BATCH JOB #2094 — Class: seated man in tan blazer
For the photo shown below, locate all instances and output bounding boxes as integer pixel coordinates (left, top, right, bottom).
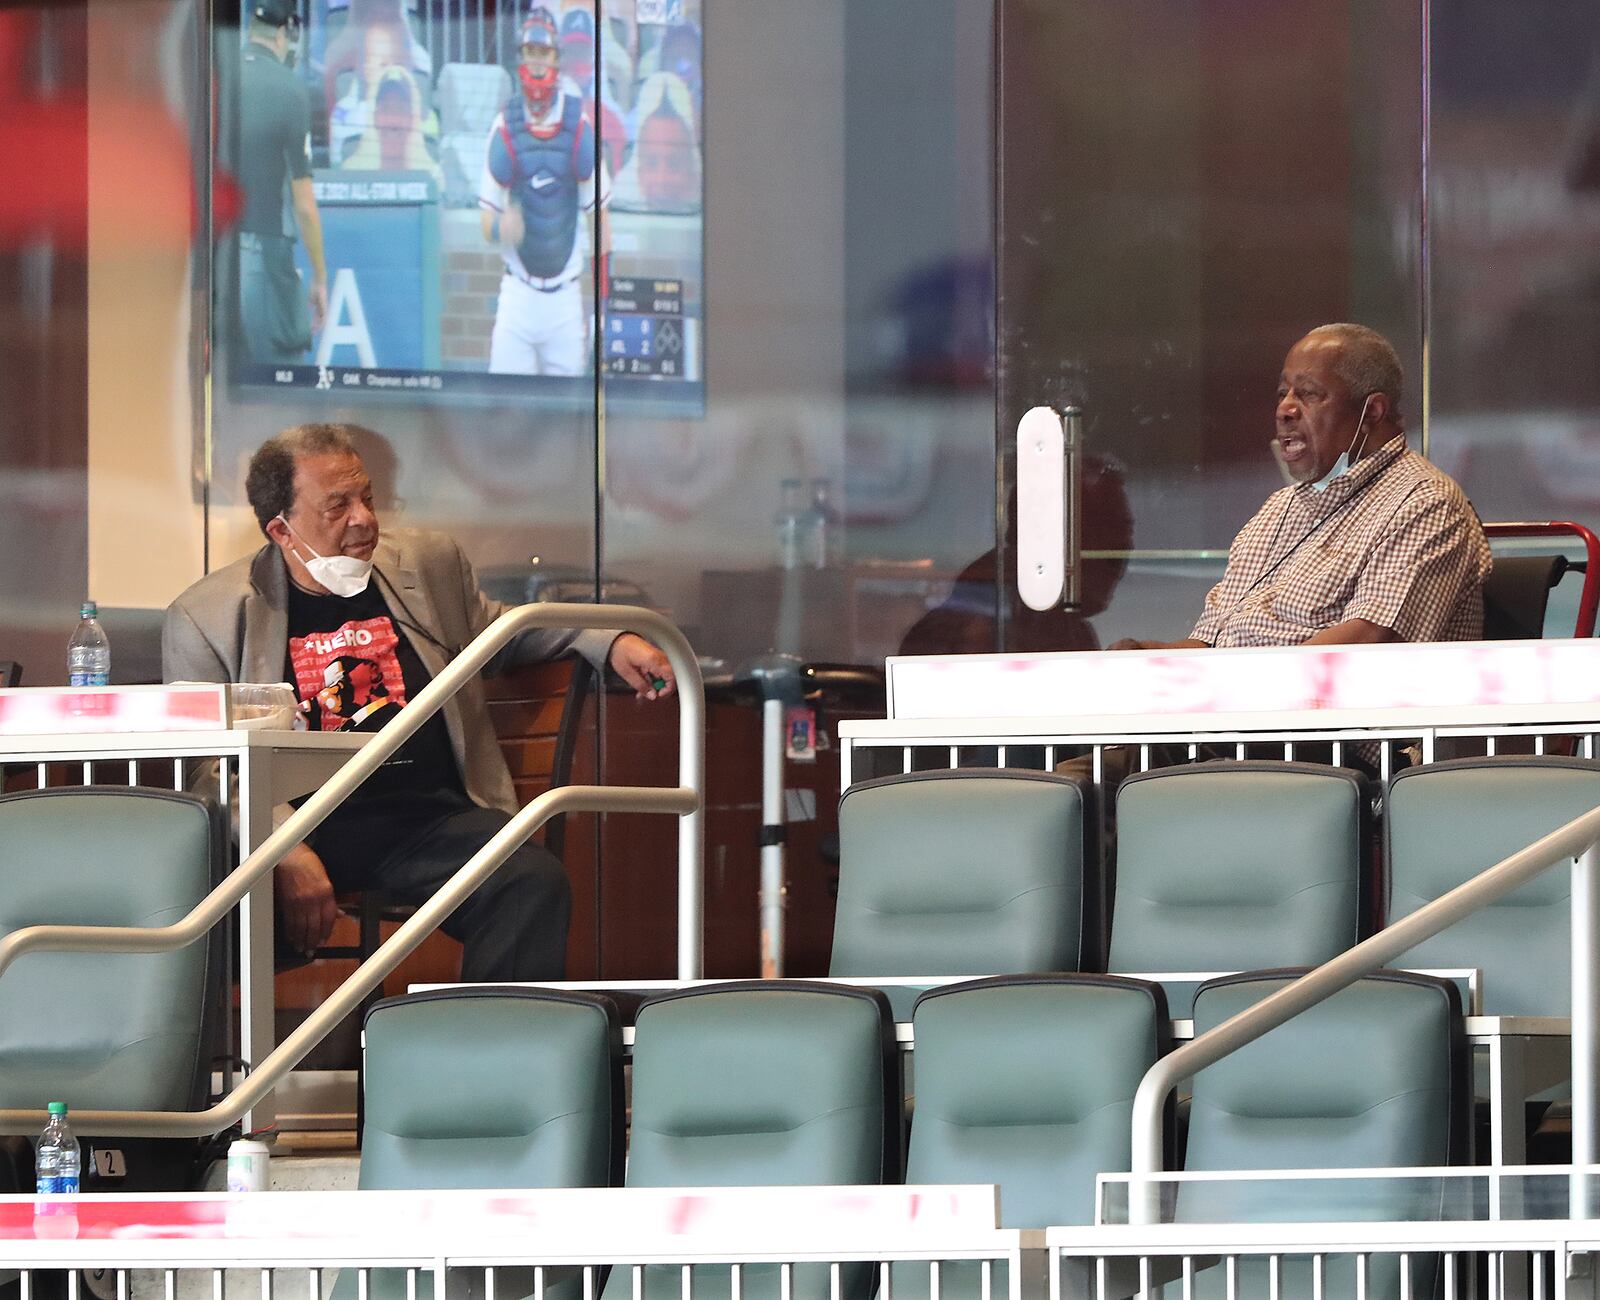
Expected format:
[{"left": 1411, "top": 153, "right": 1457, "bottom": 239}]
[{"left": 163, "top": 421, "right": 674, "bottom": 978}]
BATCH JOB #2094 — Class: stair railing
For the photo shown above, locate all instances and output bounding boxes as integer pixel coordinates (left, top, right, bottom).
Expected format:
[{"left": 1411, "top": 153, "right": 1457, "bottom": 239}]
[
  {"left": 1130, "top": 804, "right": 1600, "bottom": 1222},
  {"left": 0, "top": 603, "right": 703, "bottom": 1137}
]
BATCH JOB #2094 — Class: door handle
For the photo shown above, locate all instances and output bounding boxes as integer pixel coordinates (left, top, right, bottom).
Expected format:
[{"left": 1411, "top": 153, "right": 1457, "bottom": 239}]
[{"left": 1016, "top": 405, "right": 1082, "bottom": 611}]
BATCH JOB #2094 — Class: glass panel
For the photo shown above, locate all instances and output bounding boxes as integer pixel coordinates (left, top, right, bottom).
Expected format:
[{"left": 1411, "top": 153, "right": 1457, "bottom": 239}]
[
  {"left": 598, "top": 1, "right": 997, "bottom": 975},
  {"left": 0, "top": 5, "right": 89, "bottom": 686},
  {"left": 1427, "top": 0, "right": 1600, "bottom": 530},
  {"left": 206, "top": 0, "right": 600, "bottom": 591},
  {"left": 1095, "top": 1169, "right": 1593, "bottom": 1225},
  {"left": 205, "top": 0, "right": 603, "bottom": 988},
  {"left": 996, "top": 0, "right": 1424, "bottom": 648},
  {"left": 0, "top": 0, "right": 210, "bottom": 687}
]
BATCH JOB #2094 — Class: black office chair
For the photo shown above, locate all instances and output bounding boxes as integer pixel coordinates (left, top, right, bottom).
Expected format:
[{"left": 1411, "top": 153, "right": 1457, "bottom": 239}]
[
  {"left": 1481, "top": 521, "right": 1599, "bottom": 639},
  {"left": 1482, "top": 554, "right": 1570, "bottom": 640}
]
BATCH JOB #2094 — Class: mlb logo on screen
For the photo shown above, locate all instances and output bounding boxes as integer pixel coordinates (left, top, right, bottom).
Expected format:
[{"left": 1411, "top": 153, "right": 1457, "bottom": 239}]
[{"left": 636, "top": 0, "right": 683, "bottom": 24}]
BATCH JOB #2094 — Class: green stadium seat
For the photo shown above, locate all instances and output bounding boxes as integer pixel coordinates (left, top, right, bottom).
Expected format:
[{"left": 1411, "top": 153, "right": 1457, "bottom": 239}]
[
  {"left": 1385, "top": 756, "right": 1600, "bottom": 1016},
  {"left": 342, "top": 987, "right": 623, "bottom": 1300},
  {"left": 1177, "top": 970, "right": 1469, "bottom": 1299},
  {"left": 830, "top": 769, "right": 1094, "bottom": 1015},
  {"left": 892, "top": 975, "right": 1171, "bottom": 1300},
  {"left": 605, "top": 981, "right": 899, "bottom": 1300},
  {"left": 1108, "top": 763, "right": 1369, "bottom": 1009},
  {"left": 0, "top": 787, "right": 224, "bottom": 1119}
]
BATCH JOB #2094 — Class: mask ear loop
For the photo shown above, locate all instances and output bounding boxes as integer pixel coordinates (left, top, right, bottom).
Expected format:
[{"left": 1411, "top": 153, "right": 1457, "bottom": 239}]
[
  {"left": 1306, "top": 393, "right": 1377, "bottom": 494},
  {"left": 275, "top": 513, "right": 319, "bottom": 566},
  {"left": 1346, "top": 393, "right": 1375, "bottom": 465}
]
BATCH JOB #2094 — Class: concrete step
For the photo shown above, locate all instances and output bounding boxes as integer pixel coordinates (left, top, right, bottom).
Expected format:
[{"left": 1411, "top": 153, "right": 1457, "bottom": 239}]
[{"left": 198, "top": 1151, "right": 361, "bottom": 1192}]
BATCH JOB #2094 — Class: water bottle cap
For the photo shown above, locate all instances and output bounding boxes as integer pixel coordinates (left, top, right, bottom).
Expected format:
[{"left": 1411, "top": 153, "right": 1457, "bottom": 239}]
[
  {"left": 47, "top": 1102, "right": 67, "bottom": 1116},
  {"left": 80, "top": 602, "right": 96, "bottom": 618}
]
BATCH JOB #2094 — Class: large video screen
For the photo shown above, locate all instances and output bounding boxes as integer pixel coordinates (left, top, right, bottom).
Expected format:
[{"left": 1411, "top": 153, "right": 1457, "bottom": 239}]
[{"left": 219, "top": 0, "right": 703, "bottom": 411}]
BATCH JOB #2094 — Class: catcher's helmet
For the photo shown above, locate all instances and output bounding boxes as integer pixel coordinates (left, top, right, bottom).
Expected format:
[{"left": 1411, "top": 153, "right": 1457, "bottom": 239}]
[
  {"left": 518, "top": 7, "right": 561, "bottom": 112},
  {"left": 252, "top": 0, "right": 298, "bottom": 29}
]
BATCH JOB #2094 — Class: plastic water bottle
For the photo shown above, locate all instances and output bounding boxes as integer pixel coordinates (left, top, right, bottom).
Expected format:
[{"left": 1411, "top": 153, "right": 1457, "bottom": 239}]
[
  {"left": 36, "top": 1103, "right": 79, "bottom": 1195},
  {"left": 802, "top": 478, "right": 839, "bottom": 570},
  {"left": 774, "top": 479, "right": 805, "bottom": 571},
  {"left": 34, "top": 1102, "right": 80, "bottom": 1238},
  {"left": 67, "top": 602, "right": 111, "bottom": 686}
]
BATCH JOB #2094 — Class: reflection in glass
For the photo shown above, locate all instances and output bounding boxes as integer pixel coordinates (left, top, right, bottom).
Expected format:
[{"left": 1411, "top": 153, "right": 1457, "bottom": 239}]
[
  {"left": 208, "top": 0, "right": 613, "bottom": 588},
  {"left": 1427, "top": 1, "right": 1600, "bottom": 528},
  {"left": 597, "top": 1, "right": 996, "bottom": 976},
  {"left": 604, "top": 0, "right": 996, "bottom": 673},
  {"left": 0, "top": 4, "right": 90, "bottom": 683},
  {"left": 997, "top": 0, "right": 1423, "bottom": 645}
]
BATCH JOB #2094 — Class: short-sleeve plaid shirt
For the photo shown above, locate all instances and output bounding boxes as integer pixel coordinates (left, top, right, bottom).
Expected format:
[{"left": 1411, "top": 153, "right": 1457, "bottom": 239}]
[{"left": 1190, "top": 437, "right": 1492, "bottom": 647}]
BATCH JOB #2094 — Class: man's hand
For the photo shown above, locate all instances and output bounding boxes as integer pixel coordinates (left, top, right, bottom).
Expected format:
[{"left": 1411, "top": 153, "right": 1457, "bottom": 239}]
[
  {"left": 275, "top": 842, "right": 340, "bottom": 957},
  {"left": 1304, "top": 618, "right": 1397, "bottom": 646},
  {"left": 1109, "top": 637, "right": 1210, "bottom": 652},
  {"left": 608, "top": 632, "right": 676, "bottom": 701},
  {"left": 307, "top": 279, "right": 328, "bottom": 334}
]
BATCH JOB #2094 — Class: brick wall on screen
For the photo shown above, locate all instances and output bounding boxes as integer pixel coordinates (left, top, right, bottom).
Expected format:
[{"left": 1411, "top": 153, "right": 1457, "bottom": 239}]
[{"left": 441, "top": 248, "right": 500, "bottom": 364}]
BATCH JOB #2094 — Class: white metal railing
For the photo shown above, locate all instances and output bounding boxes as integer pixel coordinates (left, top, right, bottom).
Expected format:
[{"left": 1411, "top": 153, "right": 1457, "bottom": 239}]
[
  {"left": 8, "top": 1183, "right": 1600, "bottom": 1300},
  {"left": 841, "top": 723, "right": 1600, "bottom": 792},
  {"left": 1049, "top": 1217, "right": 1590, "bottom": 1300},
  {"left": 842, "top": 640, "right": 1600, "bottom": 789},
  {"left": 1071, "top": 1164, "right": 1600, "bottom": 1297},
  {"left": 0, "top": 1186, "right": 1031, "bottom": 1300},
  {"left": 0, "top": 604, "right": 704, "bottom": 1138},
  {"left": 1129, "top": 799, "right": 1600, "bottom": 1225}
]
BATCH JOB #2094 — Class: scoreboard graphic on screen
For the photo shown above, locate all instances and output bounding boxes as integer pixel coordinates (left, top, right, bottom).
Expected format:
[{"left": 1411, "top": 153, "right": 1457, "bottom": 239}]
[{"left": 605, "top": 278, "right": 691, "bottom": 379}]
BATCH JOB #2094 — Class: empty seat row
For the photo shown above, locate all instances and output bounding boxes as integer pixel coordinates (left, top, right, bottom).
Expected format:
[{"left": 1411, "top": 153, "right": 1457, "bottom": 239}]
[
  {"left": 361, "top": 973, "right": 1465, "bottom": 1300},
  {"left": 830, "top": 757, "right": 1600, "bottom": 1016}
]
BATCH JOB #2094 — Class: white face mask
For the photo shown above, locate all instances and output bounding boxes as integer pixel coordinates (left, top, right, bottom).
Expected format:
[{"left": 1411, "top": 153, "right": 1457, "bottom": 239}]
[
  {"left": 277, "top": 515, "right": 374, "bottom": 598},
  {"left": 1307, "top": 394, "right": 1375, "bottom": 494}
]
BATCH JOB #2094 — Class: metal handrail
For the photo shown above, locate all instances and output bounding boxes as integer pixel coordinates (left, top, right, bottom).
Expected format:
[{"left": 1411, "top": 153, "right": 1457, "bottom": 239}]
[
  {"left": 1130, "top": 799, "right": 1600, "bottom": 1222},
  {"left": 0, "top": 603, "right": 705, "bottom": 1137}
]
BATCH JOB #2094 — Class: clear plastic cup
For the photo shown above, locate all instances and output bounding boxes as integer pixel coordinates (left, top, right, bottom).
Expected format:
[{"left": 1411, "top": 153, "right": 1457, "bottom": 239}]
[{"left": 228, "top": 683, "right": 300, "bottom": 731}]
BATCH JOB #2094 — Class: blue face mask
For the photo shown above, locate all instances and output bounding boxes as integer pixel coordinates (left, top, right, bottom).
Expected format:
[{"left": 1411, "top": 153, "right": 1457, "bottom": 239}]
[{"left": 1308, "top": 394, "right": 1375, "bottom": 493}]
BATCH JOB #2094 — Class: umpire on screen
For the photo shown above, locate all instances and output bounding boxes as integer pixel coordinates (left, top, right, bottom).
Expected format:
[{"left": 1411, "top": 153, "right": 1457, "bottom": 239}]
[{"left": 235, "top": 0, "right": 328, "bottom": 364}]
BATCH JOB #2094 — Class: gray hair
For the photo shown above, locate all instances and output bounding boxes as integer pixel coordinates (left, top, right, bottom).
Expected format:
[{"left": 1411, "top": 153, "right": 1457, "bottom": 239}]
[
  {"left": 245, "top": 423, "right": 364, "bottom": 534},
  {"left": 1304, "top": 323, "right": 1404, "bottom": 420}
]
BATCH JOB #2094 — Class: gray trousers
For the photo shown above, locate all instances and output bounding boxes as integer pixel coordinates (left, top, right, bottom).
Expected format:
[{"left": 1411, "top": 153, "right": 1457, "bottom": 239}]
[
  {"left": 238, "top": 231, "right": 311, "bottom": 364},
  {"left": 334, "top": 805, "right": 572, "bottom": 982}
]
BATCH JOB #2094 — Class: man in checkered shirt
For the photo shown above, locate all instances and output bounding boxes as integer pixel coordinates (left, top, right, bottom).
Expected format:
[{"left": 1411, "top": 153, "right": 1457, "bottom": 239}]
[{"left": 1116, "top": 324, "right": 1491, "bottom": 651}]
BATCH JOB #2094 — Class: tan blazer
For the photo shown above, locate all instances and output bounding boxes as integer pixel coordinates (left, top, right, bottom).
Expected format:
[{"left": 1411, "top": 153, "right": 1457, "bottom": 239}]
[{"left": 161, "top": 528, "right": 614, "bottom": 817}]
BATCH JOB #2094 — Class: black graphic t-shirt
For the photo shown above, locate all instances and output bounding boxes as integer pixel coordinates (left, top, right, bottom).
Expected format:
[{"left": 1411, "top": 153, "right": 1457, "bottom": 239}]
[{"left": 286, "top": 581, "right": 470, "bottom": 880}]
